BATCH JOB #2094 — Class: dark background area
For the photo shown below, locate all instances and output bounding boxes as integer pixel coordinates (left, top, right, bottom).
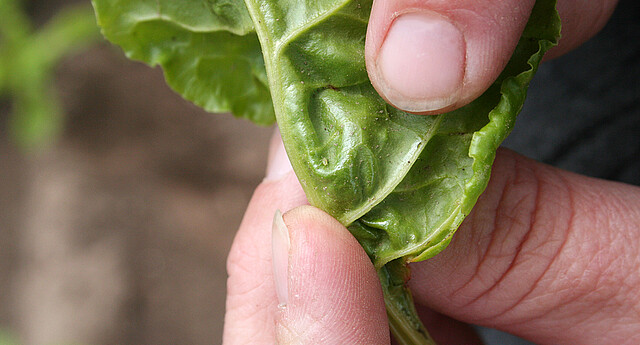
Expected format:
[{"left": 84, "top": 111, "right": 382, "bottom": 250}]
[
  {"left": 487, "top": 2, "right": 639, "bottom": 343},
  {"left": 0, "top": 1, "right": 638, "bottom": 344},
  {"left": 505, "top": 0, "right": 640, "bottom": 184}
]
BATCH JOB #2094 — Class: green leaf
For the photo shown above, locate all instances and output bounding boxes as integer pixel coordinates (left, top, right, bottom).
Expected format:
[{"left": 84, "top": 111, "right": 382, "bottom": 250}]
[
  {"left": 34, "top": 4, "right": 102, "bottom": 67},
  {"left": 92, "top": 0, "right": 560, "bottom": 343},
  {"left": 244, "top": 0, "right": 560, "bottom": 267},
  {"left": 0, "top": 0, "right": 32, "bottom": 43},
  {"left": 91, "top": 0, "right": 275, "bottom": 125},
  {"left": 0, "top": 328, "right": 18, "bottom": 345},
  {"left": 243, "top": 0, "right": 559, "bottom": 342},
  {"left": 1, "top": 2, "right": 100, "bottom": 149}
]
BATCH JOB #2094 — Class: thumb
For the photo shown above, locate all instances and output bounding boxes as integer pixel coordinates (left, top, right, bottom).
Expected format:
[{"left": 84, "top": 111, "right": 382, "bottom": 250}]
[
  {"left": 273, "top": 206, "right": 390, "bottom": 344},
  {"left": 365, "top": 0, "right": 536, "bottom": 114},
  {"left": 365, "top": 0, "right": 618, "bottom": 114}
]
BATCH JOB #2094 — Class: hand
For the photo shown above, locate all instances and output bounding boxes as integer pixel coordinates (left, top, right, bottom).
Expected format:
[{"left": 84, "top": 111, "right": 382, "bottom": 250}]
[
  {"left": 224, "top": 132, "right": 479, "bottom": 344},
  {"left": 224, "top": 132, "right": 640, "bottom": 344},
  {"left": 224, "top": 1, "right": 640, "bottom": 344}
]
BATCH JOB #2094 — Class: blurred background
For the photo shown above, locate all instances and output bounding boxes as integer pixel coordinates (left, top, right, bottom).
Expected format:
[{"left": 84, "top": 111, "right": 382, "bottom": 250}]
[
  {"left": 1, "top": 0, "right": 271, "bottom": 343},
  {"left": 0, "top": 0, "right": 638, "bottom": 345}
]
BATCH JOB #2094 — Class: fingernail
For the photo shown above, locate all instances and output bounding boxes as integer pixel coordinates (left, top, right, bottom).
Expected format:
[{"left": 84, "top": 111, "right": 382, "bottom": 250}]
[
  {"left": 272, "top": 210, "right": 290, "bottom": 305},
  {"left": 376, "top": 11, "right": 465, "bottom": 112},
  {"left": 265, "top": 129, "right": 294, "bottom": 181}
]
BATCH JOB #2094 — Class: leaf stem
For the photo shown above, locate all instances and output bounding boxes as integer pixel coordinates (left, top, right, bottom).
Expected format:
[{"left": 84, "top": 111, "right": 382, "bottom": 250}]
[
  {"left": 378, "top": 260, "right": 437, "bottom": 345},
  {"left": 386, "top": 299, "right": 437, "bottom": 345}
]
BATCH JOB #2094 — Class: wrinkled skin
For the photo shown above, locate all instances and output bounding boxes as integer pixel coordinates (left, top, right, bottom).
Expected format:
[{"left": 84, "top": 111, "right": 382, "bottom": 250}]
[
  {"left": 224, "top": 0, "right": 638, "bottom": 344},
  {"left": 225, "top": 136, "right": 640, "bottom": 344}
]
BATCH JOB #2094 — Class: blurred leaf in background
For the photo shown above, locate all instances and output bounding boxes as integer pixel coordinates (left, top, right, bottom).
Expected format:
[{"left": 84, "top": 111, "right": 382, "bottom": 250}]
[
  {"left": 0, "top": 329, "right": 18, "bottom": 345},
  {"left": 0, "top": 0, "right": 100, "bottom": 150}
]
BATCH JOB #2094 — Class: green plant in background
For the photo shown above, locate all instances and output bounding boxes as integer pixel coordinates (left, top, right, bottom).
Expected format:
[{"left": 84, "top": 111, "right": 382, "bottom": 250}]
[
  {"left": 92, "top": 0, "right": 560, "bottom": 343},
  {"left": 0, "top": 329, "right": 18, "bottom": 345},
  {"left": 0, "top": 0, "right": 100, "bottom": 149}
]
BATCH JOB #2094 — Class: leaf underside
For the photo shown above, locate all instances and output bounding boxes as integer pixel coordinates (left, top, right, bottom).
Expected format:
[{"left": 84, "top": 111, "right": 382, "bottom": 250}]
[
  {"left": 93, "top": 0, "right": 560, "bottom": 343},
  {"left": 238, "top": 0, "right": 560, "bottom": 268},
  {"left": 94, "top": 0, "right": 560, "bottom": 269},
  {"left": 92, "top": 0, "right": 275, "bottom": 125}
]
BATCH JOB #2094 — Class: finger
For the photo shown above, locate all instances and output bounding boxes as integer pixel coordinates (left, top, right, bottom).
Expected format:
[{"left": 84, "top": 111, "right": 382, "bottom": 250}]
[
  {"left": 366, "top": 0, "right": 535, "bottom": 114},
  {"left": 412, "top": 305, "right": 484, "bottom": 345},
  {"left": 548, "top": 0, "right": 619, "bottom": 59},
  {"left": 408, "top": 149, "right": 640, "bottom": 344},
  {"left": 274, "top": 206, "right": 390, "bottom": 344},
  {"left": 223, "top": 131, "right": 307, "bottom": 345},
  {"left": 365, "top": 0, "right": 619, "bottom": 114}
]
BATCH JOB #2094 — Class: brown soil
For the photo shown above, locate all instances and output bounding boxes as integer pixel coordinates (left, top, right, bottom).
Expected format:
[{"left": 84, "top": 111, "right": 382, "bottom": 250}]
[{"left": 0, "top": 36, "right": 271, "bottom": 345}]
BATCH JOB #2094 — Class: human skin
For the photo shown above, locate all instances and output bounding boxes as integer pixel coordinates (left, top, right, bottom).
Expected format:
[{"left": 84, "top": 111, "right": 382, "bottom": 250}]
[
  {"left": 365, "top": 0, "right": 619, "bottom": 114},
  {"left": 224, "top": 135, "right": 640, "bottom": 345},
  {"left": 224, "top": 0, "right": 640, "bottom": 344}
]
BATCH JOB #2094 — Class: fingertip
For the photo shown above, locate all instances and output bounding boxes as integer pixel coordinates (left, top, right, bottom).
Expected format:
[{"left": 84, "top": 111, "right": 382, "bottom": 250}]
[
  {"left": 265, "top": 128, "right": 294, "bottom": 182},
  {"left": 371, "top": 11, "right": 466, "bottom": 113},
  {"left": 276, "top": 206, "right": 390, "bottom": 344},
  {"left": 282, "top": 206, "right": 378, "bottom": 294},
  {"left": 366, "top": 0, "right": 535, "bottom": 114},
  {"left": 281, "top": 206, "right": 377, "bottom": 296}
]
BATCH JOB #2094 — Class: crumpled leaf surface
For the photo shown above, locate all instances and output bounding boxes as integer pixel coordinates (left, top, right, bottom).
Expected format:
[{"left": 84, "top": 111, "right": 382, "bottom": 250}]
[
  {"left": 92, "top": 0, "right": 274, "bottom": 125},
  {"left": 93, "top": 0, "right": 560, "bottom": 267},
  {"left": 242, "top": 0, "right": 560, "bottom": 268},
  {"left": 93, "top": 0, "right": 560, "bottom": 342}
]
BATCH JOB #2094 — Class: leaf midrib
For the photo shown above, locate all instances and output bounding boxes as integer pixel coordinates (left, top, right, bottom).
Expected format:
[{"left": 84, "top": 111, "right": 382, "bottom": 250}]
[{"left": 243, "top": 0, "right": 444, "bottom": 226}]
